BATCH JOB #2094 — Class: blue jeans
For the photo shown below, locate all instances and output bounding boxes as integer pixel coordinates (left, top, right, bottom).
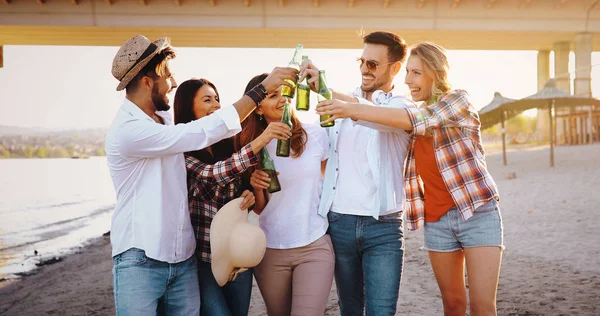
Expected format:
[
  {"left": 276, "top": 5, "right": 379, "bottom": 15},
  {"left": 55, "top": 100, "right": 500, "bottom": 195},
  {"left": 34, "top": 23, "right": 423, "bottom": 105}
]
[
  {"left": 197, "top": 260, "right": 253, "bottom": 316},
  {"left": 327, "top": 211, "right": 404, "bottom": 316},
  {"left": 112, "top": 248, "right": 200, "bottom": 316}
]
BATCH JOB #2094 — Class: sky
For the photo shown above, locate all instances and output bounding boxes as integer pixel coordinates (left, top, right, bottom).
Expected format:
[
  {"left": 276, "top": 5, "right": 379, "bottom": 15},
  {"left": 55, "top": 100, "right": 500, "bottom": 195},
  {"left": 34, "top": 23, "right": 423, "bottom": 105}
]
[{"left": 0, "top": 45, "right": 598, "bottom": 130}]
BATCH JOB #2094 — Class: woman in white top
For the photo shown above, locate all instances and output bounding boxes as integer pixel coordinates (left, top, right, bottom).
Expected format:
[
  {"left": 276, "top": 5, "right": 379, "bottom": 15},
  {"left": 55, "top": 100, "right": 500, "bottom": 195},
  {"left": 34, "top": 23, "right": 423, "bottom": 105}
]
[{"left": 241, "top": 73, "right": 334, "bottom": 315}]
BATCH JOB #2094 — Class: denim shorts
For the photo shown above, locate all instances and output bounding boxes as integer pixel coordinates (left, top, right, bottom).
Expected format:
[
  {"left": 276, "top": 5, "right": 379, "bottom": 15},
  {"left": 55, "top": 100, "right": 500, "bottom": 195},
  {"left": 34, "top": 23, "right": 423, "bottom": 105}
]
[{"left": 424, "top": 199, "right": 504, "bottom": 252}]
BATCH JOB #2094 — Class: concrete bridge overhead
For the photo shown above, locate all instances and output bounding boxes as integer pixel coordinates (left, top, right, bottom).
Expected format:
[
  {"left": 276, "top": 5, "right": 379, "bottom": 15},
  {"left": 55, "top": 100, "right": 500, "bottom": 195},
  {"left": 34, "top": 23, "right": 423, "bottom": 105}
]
[
  {"left": 0, "top": 0, "right": 597, "bottom": 144},
  {"left": 0, "top": 0, "right": 599, "bottom": 50}
]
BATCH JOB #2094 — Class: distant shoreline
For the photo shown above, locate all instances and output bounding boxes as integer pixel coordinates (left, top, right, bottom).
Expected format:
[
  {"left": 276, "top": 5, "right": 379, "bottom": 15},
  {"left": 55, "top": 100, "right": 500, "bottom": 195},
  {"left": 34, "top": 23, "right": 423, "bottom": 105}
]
[{"left": 0, "top": 231, "right": 111, "bottom": 289}]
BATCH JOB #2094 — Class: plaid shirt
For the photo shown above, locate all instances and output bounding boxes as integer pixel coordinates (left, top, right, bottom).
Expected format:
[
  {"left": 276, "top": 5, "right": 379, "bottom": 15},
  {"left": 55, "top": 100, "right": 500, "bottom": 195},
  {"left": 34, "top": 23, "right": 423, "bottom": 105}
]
[
  {"left": 404, "top": 90, "right": 499, "bottom": 231},
  {"left": 185, "top": 143, "right": 258, "bottom": 263}
]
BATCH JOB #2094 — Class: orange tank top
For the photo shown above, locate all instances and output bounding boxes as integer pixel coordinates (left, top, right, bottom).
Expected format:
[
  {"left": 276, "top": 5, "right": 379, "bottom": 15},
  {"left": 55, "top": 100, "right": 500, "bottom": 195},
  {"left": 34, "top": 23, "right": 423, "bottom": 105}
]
[{"left": 414, "top": 135, "right": 456, "bottom": 222}]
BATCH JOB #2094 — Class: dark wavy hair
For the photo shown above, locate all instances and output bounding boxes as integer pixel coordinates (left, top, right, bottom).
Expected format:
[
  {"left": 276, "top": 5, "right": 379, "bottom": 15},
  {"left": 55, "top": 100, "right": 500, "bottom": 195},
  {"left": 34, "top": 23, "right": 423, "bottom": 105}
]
[
  {"left": 363, "top": 31, "right": 408, "bottom": 64},
  {"left": 241, "top": 73, "right": 307, "bottom": 158},
  {"left": 173, "top": 78, "right": 235, "bottom": 164}
]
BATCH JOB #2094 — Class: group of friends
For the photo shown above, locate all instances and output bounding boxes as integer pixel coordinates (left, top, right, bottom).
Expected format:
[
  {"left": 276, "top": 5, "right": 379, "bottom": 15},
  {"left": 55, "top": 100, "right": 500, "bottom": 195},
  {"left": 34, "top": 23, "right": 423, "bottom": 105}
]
[{"left": 105, "top": 30, "right": 504, "bottom": 316}]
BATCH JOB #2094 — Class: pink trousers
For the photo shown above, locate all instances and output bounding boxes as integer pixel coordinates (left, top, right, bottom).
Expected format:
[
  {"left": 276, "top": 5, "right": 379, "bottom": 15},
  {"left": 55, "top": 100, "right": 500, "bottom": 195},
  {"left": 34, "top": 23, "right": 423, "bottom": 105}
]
[{"left": 253, "top": 234, "right": 335, "bottom": 316}]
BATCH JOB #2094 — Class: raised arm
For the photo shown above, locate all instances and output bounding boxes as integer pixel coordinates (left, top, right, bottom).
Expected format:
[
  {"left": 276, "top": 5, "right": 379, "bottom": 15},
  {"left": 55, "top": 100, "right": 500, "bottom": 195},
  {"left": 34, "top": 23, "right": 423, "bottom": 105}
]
[
  {"left": 235, "top": 66, "right": 299, "bottom": 121},
  {"left": 404, "top": 90, "right": 479, "bottom": 135},
  {"left": 114, "top": 67, "right": 297, "bottom": 158},
  {"left": 316, "top": 100, "right": 413, "bottom": 131},
  {"left": 115, "top": 106, "right": 241, "bottom": 158},
  {"left": 186, "top": 143, "right": 259, "bottom": 192},
  {"left": 316, "top": 90, "right": 478, "bottom": 134},
  {"left": 298, "top": 59, "right": 359, "bottom": 103},
  {"left": 352, "top": 96, "right": 416, "bottom": 133}
]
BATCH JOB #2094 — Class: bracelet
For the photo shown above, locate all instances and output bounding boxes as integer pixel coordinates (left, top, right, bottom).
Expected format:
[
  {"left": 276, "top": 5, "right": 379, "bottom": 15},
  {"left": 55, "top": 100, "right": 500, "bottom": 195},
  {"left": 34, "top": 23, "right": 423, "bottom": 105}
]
[{"left": 245, "top": 83, "right": 268, "bottom": 105}]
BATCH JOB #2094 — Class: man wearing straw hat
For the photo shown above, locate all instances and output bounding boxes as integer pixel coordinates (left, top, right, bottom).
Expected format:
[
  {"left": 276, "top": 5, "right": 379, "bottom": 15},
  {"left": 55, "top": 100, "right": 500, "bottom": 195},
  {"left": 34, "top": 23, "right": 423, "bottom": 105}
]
[{"left": 105, "top": 34, "right": 297, "bottom": 315}]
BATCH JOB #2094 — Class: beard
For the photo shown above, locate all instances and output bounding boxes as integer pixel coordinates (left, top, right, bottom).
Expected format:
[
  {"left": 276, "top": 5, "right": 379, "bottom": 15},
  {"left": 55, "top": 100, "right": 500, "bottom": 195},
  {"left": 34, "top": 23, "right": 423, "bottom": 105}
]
[
  {"left": 151, "top": 83, "right": 170, "bottom": 112},
  {"left": 361, "top": 68, "right": 392, "bottom": 93}
]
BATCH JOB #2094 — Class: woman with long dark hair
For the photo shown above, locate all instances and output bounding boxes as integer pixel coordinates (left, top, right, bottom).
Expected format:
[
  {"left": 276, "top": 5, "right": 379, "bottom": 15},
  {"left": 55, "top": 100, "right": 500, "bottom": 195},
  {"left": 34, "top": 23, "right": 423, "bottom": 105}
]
[
  {"left": 242, "top": 73, "right": 335, "bottom": 315},
  {"left": 173, "top": 78, "right": 291, "bottom": 316}
]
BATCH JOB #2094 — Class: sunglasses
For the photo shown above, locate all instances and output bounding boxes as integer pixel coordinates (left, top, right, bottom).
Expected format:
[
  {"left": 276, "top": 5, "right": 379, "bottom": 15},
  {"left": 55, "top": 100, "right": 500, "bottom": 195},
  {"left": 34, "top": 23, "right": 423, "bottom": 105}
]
[{"left": 356, "top": 57, "right": 396, "bottom": 72}]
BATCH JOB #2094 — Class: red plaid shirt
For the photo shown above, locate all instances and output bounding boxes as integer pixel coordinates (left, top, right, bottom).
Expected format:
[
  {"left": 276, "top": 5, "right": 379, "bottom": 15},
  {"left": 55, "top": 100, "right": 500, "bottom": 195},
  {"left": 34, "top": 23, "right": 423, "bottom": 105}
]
[
  {"left": 404, "top": 90, "right": 499, "bottom": 231},
  {"left": 185, "top": 143, "right": 258, "bottom": 263}
]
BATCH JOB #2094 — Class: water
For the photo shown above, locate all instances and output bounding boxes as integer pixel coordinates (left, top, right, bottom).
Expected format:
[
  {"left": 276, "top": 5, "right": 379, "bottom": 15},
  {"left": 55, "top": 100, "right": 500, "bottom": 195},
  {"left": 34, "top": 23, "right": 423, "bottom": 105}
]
[{"left": 0, "top": 158, "right": 115, "bottom": 282}]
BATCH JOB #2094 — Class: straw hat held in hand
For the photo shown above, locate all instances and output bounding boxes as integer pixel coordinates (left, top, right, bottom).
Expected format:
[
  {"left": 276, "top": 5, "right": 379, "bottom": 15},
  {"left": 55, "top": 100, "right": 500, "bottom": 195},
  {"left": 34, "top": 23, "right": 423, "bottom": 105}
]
[{"left": 210, "top": 198, "right": 267, "bottom": 287}]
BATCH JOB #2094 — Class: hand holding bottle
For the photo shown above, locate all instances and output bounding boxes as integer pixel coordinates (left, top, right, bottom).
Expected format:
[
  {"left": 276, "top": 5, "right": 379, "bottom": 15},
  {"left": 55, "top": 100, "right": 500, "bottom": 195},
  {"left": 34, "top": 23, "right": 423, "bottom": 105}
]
[
  {"left": 299, "top": 58, "right": 321, "bottom": 93},
  {"left": 251, "top": 122, "right": 292, "bottom": 154},
  {"left": 256, "top": 148, "right": 281, "bottom": 193},
  {"left": 261, "top": 67, "right": 300, "bottom": 94},
  {"left": 250, "top": 169, "right": 279, "bottom": 191},
  {"left": 316, "top": 98, "right": 360, "bottom": 125}
]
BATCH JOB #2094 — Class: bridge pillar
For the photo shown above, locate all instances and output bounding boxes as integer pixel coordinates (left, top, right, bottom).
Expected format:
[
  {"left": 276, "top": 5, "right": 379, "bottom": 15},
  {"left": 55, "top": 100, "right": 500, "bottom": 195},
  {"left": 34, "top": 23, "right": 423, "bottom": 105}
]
[
  {"left": 537, "top": 50, "right": 551, "bottom": 143},
  {"left": 574, "top": 33, "right": 594, "bottom": 143},
  {"left": 554, "top": 41, "right": 571, "bottom": 145},
  {"left": 575, "top": 33, "right": 593, "bottom": 97},
  {"left": 554, "top": 41, "right": 571, "bottom": 93}
]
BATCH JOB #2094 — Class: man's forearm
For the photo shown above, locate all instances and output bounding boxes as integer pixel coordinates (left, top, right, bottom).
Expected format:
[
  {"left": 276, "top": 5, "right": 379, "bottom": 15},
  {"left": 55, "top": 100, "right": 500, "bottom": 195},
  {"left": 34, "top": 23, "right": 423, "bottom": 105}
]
[
  {"left": 332, "top": 89, "right": 358, "bottom": 103},
  {"left": 353, "top": 105, "right": 414, "bottom": 131},
  {"left": 232, "top": 95, "right": 258, "bottom": 122}
]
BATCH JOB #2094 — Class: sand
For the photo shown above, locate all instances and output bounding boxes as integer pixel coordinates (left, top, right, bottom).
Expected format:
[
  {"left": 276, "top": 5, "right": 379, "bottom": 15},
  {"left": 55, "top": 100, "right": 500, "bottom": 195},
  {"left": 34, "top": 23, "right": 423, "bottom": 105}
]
[{"left": 1, "top": 144, "right": 599, "bottom": 315}]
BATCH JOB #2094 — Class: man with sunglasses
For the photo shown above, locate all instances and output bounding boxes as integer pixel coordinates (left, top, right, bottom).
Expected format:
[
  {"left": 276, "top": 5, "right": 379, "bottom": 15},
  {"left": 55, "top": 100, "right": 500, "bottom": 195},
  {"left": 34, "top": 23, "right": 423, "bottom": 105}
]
[{"left": 299, "top": 31, "right": 414, "bottom": 315}]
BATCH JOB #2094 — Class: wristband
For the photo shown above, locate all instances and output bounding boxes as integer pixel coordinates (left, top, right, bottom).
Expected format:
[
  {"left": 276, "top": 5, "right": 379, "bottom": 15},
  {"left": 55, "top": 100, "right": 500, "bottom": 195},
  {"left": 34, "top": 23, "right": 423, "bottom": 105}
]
[{"left": 245, "top": 83, "right": 268, "bottom": 105}]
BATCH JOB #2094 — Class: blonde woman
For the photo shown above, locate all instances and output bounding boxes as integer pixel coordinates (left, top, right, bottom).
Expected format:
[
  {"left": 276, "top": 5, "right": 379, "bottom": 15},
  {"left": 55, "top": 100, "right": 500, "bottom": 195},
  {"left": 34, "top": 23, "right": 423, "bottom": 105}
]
[{"left": 316, "top": 42, "right": 503, "bottom": 316}]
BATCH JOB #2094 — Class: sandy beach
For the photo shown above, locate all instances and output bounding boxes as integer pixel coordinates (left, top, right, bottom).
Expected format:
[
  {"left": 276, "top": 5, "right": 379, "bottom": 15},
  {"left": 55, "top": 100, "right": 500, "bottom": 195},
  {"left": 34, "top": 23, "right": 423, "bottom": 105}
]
[{"left": 1, "top": 144, "right": 599, "bottom": 315}]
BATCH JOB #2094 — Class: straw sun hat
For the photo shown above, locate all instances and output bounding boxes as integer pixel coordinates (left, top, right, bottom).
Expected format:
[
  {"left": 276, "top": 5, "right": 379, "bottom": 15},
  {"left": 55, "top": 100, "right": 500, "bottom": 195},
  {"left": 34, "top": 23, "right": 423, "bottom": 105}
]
[
  {"left": 211, "top": 198, "right": 267, "bottom": 287},
  {"left": 111, "top": 35, "right": 170, "bottom": 91}
]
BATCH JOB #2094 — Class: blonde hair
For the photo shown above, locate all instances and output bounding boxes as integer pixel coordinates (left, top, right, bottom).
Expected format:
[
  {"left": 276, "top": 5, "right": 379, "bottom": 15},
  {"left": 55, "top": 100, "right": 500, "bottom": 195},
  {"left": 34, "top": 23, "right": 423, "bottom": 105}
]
[{"left": 409, "top": 42, "right": 451, "bottom": 103}]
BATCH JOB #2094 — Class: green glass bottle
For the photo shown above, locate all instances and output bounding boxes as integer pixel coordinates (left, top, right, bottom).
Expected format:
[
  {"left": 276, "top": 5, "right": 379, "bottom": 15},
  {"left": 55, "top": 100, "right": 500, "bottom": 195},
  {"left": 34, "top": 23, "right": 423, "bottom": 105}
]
[
  {"left": 317, "top": 70, "right": 335, "bottom": 128},
  {"left": 302, "top": 55, "right": 311, "bottom": 81},
  {"left": 259, "top": 148, "right": 281, "bottom": 193},
  {"left": 281, "top": 44, "right": 303, "bottom": 98},
  {"left": 296, "top": 84, "right": 311, "bottom": 111},
  {"left": 296, "top": 55, "right": 311, "bottom": 111},
  {"left": 276, "top": 101, "right": 293, "bottom": 157}
]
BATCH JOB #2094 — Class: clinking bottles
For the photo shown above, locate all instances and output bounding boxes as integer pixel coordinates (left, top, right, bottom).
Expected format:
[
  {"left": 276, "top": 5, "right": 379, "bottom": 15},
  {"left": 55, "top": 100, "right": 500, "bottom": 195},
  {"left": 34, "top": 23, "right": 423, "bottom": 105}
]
[
  {"left": 296, "top": 55, "right": 311, "bottom": 111},
  {"left": 281, "top": 44, "right": 303, "bottom": 99}
]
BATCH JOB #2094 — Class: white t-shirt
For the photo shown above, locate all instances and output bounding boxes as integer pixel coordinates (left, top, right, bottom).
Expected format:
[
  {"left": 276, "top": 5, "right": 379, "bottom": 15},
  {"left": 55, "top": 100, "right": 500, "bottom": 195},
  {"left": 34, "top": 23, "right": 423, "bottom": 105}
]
[
  {"left": 259, "top": 123, "right": 329, "bottom": 249},
  {"left": 331, "top": 119, "right": 377, "bottom": 216}
]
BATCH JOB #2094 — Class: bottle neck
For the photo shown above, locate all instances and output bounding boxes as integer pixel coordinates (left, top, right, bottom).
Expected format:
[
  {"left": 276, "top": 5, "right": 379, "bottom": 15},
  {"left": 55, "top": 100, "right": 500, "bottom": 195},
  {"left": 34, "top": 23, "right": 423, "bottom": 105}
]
[
  {"left": 318, "top": 72, "right": 328, "bottom": 93},
  {"left": 289, "top": 45, "right": 303, "bottom": 66},
  {"left": 281, "top": 103, "right": 291, "bottom": 123},
  {"left": 259, "top": 148, "right": 269, "bottom": 160}
]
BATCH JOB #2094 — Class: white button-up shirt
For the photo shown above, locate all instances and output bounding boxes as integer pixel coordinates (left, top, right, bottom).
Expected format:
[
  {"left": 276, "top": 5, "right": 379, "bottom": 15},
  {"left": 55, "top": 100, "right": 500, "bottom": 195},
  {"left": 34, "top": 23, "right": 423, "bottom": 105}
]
[
  {"left": 105, "top": 99, "right": 241, "bottom": 263},
  {"left": 317, "top": 87, "right": 414, "bottom": 219}
]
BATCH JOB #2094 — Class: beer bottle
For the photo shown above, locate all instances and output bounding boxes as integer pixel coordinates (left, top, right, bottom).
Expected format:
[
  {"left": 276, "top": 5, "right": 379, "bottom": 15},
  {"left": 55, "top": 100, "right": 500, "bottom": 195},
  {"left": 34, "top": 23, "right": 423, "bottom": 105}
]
[
  {"left": 281, "top": 44, "right": 303, "bottom": 98},
  {"left": 317, "top": 70, "right": 335, "bottom": 127},
  {"left": 259, "top": 148, "right": 281, "bottom": 193},
  {"left": 276, "top": 101, "right": 293, "bottom": 157},
  {"left": 296, "top": 55, "right": 311, "bottom": 111}
]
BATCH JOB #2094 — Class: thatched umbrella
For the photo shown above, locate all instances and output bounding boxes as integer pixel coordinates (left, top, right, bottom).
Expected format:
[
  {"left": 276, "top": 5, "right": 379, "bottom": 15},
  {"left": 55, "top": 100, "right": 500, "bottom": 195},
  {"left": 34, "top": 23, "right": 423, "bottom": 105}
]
[
  {"left": 500, "top": 79, "right": 600, "bottom": 167},
  {"left": 479, "top": 92, "right": 517, "bottom": 166}
]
